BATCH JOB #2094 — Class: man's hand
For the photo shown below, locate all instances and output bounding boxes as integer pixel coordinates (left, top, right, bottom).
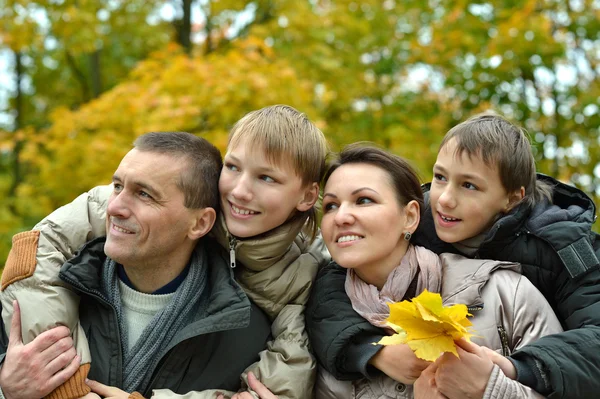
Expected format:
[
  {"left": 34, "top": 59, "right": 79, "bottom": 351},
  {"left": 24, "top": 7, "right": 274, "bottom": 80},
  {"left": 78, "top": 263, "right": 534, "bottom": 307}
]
[
  {"left": 86, "top": 379, "right": 130, "bottom": 399},
  {"left": 0, "top": 300, "right": 80, "bottom": 399},
  {"left": 414, "top": 363, "right": 447, "bottom": 399},
  {"left": 434, "top": 339, "right": 494, "bottom": 399},
  {"left": 369, "top": 344, "right": 432, "bottom": 384},
  {"left": 218, "top": 372, "right": 278, "bottom": 399}
]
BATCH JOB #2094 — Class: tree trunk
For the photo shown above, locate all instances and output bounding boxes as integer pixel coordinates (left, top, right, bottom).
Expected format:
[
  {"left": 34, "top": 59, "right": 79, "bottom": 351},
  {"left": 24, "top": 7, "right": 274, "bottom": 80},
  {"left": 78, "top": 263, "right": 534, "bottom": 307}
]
[
  {"left": 89, "top": 49, "right": 102, "bottom": 98},
  {"left": 9, "top": 51, "right": 24, "bottom": 197}
]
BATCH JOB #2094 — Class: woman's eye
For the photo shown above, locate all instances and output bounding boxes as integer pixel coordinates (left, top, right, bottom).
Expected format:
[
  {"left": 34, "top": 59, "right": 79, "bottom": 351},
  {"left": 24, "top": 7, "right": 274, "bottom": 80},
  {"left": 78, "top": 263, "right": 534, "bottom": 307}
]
[
  {"left": 323, "top": 202, "right": 338, "bottom": 212},
  {"left": 357, "top": 197, "right": 374, "bottom": 205}
]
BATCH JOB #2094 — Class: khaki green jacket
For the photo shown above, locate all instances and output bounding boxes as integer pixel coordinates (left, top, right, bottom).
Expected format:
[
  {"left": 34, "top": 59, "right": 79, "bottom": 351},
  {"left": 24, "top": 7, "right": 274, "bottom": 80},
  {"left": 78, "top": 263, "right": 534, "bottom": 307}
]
[{"left": 0, "top": 185, "right": 329, "bottom": 399}]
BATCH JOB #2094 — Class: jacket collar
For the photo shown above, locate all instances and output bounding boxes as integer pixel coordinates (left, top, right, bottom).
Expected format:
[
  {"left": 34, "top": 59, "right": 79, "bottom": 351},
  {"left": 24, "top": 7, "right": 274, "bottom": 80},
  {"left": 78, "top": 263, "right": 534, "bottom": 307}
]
[
  {"left": 440, "top": 253, "right": 521, "bottom": 307},
  {"left": 211, "top": 212, "right": 308, "bottom": 272}
]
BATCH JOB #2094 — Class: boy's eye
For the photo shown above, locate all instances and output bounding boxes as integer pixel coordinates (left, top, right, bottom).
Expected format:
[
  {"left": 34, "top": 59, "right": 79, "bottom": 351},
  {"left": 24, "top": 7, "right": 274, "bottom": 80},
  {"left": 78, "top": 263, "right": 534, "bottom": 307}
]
[
  {"left": 225, "top": 163, "right": 239, "bottom": 172},
  {"left": 260, "top": 175, "right": 276, "bottom": 183},
  {"left": 463, "top": 182, "right": 478, "bottom": 190},
  {"left": 357, "top": 197, "right": 374, "bottom": 205},
  {"left": 433, "top": 173, "right": 446, "bottom": 182}
]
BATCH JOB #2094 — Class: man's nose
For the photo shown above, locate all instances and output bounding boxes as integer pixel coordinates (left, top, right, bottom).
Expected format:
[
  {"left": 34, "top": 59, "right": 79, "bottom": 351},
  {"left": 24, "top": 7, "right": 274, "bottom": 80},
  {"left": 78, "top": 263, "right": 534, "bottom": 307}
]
[{"left": 107, "top": 191, "right": 132, "bottom": 218}]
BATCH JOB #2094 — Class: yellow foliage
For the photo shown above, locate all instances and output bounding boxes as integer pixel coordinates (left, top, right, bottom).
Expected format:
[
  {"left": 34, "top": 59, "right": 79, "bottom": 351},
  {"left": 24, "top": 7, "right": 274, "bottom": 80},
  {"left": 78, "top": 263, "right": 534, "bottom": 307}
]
[{"left": 377, "top": 290, "right": 475, "bottom": 362}]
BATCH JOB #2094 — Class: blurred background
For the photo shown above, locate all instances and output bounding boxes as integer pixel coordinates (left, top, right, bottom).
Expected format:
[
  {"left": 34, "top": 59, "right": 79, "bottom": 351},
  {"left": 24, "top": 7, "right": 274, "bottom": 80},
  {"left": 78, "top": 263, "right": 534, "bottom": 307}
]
[{"left": 1, "top": 0, "right": 599, "bottom": 267}]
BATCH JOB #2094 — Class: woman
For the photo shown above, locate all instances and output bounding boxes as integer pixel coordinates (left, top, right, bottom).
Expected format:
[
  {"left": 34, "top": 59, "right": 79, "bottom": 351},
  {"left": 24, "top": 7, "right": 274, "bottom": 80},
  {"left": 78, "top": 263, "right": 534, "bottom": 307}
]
[{"left": 313, "top": 143, "right": 562, "bottom": 399}]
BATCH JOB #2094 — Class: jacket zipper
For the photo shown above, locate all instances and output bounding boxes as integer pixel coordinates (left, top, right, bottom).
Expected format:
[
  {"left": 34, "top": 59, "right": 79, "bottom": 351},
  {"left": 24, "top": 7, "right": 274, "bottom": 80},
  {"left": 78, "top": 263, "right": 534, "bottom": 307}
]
[
  {"left": 229, "top": 236, "right": 237, "bottom": 268},
  {"left": 467, "top": 305, "right": 483, "bottom": 312},
  {"left": 497, "top": 326, "right": 510, "bottom": 356}
]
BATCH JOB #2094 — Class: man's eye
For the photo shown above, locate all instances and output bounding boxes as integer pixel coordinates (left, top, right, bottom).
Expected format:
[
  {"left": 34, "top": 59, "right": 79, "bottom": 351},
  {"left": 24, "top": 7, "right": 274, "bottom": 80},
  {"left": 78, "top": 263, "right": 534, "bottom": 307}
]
[
  {"left": 113, "top": 184, "right": 123, "bottom": 192},
  {"left": 139, "top": 191, "right": 153, "bottom": 199}
]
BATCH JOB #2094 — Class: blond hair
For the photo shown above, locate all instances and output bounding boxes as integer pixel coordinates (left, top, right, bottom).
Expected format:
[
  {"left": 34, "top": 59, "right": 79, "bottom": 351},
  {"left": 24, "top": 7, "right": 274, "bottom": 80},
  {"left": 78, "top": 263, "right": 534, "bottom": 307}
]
[
  {"left": 440, "top": 112, "right": 552, "bottom": 208},
  {"left": 228, "top": 105, "right": 328, "bottom": 238}
]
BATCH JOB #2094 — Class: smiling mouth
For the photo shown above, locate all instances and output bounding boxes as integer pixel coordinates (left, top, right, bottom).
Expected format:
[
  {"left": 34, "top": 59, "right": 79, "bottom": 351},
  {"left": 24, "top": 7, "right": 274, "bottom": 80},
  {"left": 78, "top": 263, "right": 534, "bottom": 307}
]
[
  {"left": 112, "top": 224, "right": 134, "bottom": 234},
  {"left": 439, "top": 213, "right": 461, "bottom": 222},
  {"left": 230, "top": 203, "right": 258, "bottom": 216},
  {"left": 337, "top": 234, "right": 364, "bottom": 243}
]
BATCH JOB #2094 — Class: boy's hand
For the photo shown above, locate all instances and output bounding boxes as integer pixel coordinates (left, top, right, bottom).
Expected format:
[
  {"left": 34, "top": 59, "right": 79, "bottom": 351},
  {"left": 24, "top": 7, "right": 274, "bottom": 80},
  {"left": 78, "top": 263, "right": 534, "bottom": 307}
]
[
  {"left": 0, "top": 300, "right": 80, "bottom": 399},
  {"left": 434, "top": 339, "right": 493, "bottom": 399},
  {"left": 370, "top": 343, "right": 431, "bottom": 384},
  {"left": 86, "top": 379, "right": 129, "bottom": 398},
  {"left": 220, "top": 372, "right": 279, "bottom": 399}
]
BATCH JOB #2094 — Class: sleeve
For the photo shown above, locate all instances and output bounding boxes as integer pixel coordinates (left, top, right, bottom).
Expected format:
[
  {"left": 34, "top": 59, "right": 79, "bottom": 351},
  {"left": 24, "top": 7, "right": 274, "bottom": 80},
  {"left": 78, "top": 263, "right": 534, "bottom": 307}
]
[
  {"left": 241, "top": 304, "right": 315, "bottom": 399},
  {"left": 0, "top": 185, "right": 112, "bottom": 399},
  {"left": 509, "top": 249, "right": 600, "bottom": 398},
  {"left": 305, "top": 261, "right": 384, "bottom": 380},
  {"left": 483, "top": 365, "right": 545, "bottom": 399}
]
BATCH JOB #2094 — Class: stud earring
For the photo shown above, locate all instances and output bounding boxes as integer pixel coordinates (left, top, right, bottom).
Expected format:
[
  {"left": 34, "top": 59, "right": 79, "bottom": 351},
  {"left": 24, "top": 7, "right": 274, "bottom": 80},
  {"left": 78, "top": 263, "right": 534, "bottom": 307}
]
[{"left": 404, "top": 232, "right": 412, "bottom": 241}]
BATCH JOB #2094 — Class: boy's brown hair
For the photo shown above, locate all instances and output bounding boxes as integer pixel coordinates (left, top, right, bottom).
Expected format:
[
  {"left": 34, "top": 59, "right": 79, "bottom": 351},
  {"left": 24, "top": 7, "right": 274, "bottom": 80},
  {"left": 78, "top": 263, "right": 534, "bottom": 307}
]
[
  {"left": 228, "top": 105, "right": 328, "bottom": 238},
  {"left": 439, "top": 112, "right": 552, "bottom": 209}
]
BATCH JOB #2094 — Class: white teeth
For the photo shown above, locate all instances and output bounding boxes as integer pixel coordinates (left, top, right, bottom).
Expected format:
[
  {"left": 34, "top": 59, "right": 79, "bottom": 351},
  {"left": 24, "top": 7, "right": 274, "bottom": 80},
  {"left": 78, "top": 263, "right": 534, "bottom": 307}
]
[
  {"left": 441, "top": 215, "right": 458, "bottom": 222},
  {"left": 114, "top": 225, "right": 133, "bottom": 234},
  {"left": 232, "top": 204, "right": 256, "bottom": 215},
  {"left": 337, "top": 235, "right": 362, "bottom": 243}
]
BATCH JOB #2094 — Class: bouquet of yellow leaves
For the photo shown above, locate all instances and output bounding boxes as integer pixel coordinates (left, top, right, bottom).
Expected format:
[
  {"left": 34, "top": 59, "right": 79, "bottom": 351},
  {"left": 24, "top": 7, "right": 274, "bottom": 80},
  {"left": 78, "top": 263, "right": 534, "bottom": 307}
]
[{"left": 377, "top": 290, "right": 476, "bottom": 362}]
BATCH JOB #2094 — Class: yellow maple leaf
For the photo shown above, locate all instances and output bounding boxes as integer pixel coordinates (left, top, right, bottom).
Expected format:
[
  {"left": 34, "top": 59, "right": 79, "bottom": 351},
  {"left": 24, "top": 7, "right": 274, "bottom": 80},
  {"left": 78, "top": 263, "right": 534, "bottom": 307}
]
[{"left": 377, "top": 290, "right": 475, "bottom": 362}]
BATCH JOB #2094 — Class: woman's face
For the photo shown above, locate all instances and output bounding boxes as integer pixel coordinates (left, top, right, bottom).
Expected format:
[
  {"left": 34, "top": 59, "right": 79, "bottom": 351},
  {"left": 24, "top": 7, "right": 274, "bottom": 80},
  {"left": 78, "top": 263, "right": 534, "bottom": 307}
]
[{"left": 321, "top": 163, "right": 416, "bottom": 285}]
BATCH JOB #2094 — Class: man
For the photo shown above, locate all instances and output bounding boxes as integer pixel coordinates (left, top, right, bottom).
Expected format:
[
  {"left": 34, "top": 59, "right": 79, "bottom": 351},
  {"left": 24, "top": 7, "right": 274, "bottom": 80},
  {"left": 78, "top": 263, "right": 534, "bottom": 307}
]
[{"left": 0, "top": 132, "right": 271, "bottom": 398}]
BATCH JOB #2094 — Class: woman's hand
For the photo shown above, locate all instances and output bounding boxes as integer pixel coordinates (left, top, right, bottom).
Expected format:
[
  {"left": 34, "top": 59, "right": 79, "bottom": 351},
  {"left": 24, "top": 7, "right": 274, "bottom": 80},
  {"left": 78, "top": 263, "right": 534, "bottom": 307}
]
[
  {"left": 433, "top": 339, "right": 494, "bottom": 399},
  {"left": 369, "top": 344, "right": 432, "bottom": 384}
]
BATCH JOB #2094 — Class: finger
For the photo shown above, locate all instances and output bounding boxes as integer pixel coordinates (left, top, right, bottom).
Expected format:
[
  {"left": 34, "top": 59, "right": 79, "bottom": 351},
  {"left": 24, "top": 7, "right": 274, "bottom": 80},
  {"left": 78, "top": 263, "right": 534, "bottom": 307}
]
[
  {"left": 247, "top": 372, "right": 276, "bottom": 398},
  {"left": 45, "top": 345, "right": 78, "bottom": 376},
  {"left": 8, "top": 300, "right": 23, "bottom": 346},
  {"left": 454, "top": 337, "right": 479, "bottom": 353},
  {"left": 46, "top": 354, "right": 81, "bottom": 393},
  {"left": 217, "top": 395, "right": 225, "bottom": 399},
  {"left": 33, "top": 326, "right": 72, "bottom": 353},
  {"left": 87, "top": 379, "right": 116, "bottom": 396},
  {"left": 41, "top": 335, "right": 75, "bottom": 365}
]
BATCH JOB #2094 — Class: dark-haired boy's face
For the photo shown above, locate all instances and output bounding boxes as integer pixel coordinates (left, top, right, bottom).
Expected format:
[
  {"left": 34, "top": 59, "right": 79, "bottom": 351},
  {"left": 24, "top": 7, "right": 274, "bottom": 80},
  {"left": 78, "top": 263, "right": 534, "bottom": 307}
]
[{"left": 430, "top": 138, "right": 513, "bottom": 243}]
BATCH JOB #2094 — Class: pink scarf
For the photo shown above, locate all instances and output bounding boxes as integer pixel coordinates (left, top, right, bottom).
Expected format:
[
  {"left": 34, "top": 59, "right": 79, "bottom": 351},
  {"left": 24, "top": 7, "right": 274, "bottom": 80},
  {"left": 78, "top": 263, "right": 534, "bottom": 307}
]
[{"left": 345, "top": 244, "right": 442, "bottom": 328}]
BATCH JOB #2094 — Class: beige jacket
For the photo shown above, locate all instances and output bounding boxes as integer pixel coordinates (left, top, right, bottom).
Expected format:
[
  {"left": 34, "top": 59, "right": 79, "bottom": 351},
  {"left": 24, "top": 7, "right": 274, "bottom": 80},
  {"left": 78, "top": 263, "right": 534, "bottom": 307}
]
[
  {"left": 316, "top": 253, "right": 563, "bottom": 399},
  {"left": 0, "top": 184, "right": 329, "bottom": 399}
]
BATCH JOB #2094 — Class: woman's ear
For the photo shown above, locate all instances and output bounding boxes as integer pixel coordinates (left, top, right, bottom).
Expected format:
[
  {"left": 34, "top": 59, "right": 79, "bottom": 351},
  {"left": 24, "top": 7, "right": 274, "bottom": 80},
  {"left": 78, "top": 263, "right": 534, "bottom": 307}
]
[
  {"left": 505, "top": 186, "right": 525, "bottom": 212},
  {"left": 296, "top": 182, "right": 319, "bottom": 212},
  {"left": 188, "top": 207, "right": 217, "bottom": 240},
  {"left": 403, "top": 200, "right": 421, "bottom": 234}
]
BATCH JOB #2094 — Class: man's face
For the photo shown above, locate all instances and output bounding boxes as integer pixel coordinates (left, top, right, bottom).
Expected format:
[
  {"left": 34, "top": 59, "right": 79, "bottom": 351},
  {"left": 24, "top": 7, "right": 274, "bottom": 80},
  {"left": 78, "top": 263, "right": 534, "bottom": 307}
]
[
  {"left": 430, "top": 138, "right": 513, "bottom": 243},
  {"left": 104, "top": 149, "right": 199, "bottom": 270}
]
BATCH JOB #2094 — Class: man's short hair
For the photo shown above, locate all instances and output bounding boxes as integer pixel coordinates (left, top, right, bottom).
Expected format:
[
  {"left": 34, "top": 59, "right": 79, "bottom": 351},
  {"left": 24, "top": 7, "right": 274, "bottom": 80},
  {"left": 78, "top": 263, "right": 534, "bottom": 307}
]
[{"left": 134, "top": 132, "right": 223, "bottom": 210}]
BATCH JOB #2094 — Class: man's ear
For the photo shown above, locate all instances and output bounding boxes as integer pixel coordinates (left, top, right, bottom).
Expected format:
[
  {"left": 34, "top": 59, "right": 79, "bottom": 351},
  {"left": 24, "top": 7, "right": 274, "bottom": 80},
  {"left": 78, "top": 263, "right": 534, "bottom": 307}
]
[
  {"left": 296, "top": 182, "right": 319, "bottom": 212},
  {"left": 403, "top": 200, "right": 421, "bottom": 234},
  {"left": 188, "top": 207, "right": 217, "bottom": 240},
  {"left": 505, "top": 186, "right": 525, "bottom": 212}
]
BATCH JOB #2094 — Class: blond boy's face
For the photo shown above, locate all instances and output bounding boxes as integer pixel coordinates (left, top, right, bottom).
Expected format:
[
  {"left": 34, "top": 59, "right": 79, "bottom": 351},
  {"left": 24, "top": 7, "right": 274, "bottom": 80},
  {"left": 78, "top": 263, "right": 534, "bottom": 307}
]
[
  {"left": 219, "top": 138, "right": 316, "bottom": 238},
  {"left": 430, "top": 138, "right": 514, "bottom": 243}
]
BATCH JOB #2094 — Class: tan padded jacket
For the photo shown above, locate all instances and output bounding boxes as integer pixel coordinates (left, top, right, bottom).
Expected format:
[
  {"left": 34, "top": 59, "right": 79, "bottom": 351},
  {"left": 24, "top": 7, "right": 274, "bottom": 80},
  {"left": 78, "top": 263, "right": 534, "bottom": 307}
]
[
  {"left": 0, "top": 184, "right": 329, "bottom": 399},
  {"left": 315, "top": 253, "right": 563, "bottom": 399}
]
